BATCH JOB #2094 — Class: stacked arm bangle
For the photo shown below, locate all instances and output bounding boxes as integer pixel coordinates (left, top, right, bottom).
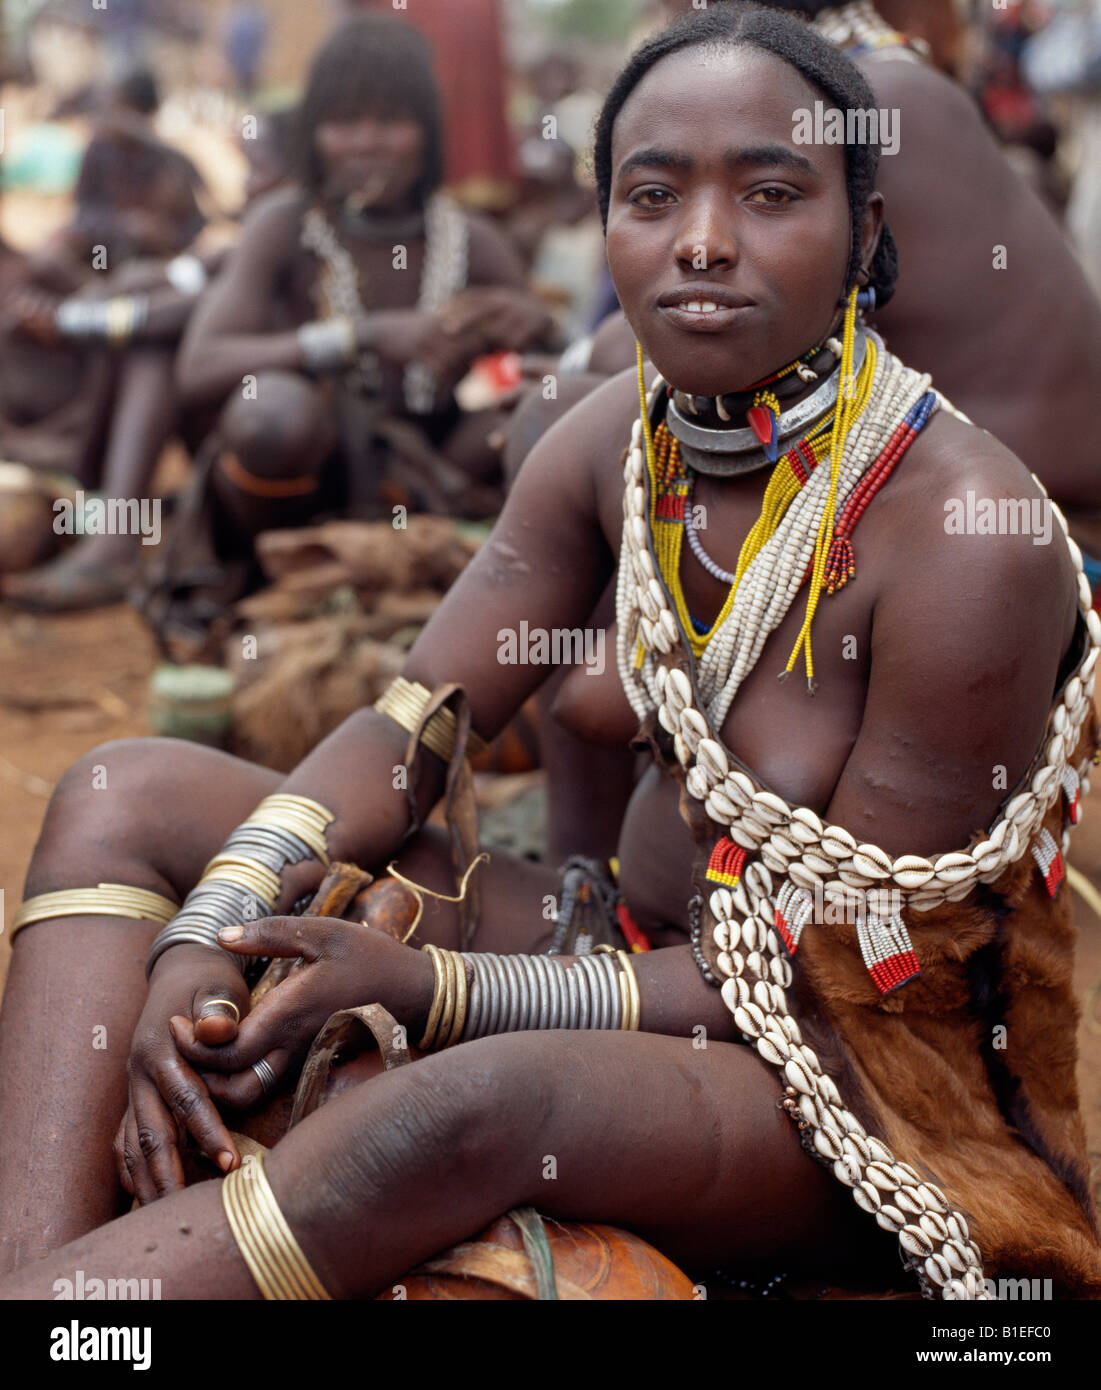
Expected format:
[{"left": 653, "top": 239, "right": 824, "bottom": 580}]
[
  {"left": 296, "top": 316, "right": 359, "bottom": 376},
  {"left": 146, "top": 794, "right": 336, "bottom": 978},
  {"left": 164, "top": 254, "right": 208, "bottom": 297},
  {"left": 55, "top": 295, "right": 150, "bottom": 345},
  {"left": 417, "top": 946, "right": 641, "bottom": 1049}
]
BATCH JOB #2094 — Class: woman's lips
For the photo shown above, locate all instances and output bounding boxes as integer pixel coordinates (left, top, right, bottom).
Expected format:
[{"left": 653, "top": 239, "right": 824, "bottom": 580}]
[{"left": 658, "top": 302, "right": 754, "bottom": 333}]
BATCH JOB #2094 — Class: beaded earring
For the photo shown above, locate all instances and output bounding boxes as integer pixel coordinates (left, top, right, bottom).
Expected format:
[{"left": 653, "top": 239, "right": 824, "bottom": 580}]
[
  {"left": 781, "top": 284, "right": 863, "bottom": 692},
  {"left": 746, "top": 389, "right": 781, "bottom": 463}
]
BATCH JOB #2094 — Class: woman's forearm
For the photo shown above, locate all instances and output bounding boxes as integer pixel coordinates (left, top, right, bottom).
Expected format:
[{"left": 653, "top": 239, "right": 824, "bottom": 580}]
[
  {"left": 0, "top": 1180, "right": 253, "bottom": 1300},
  {"left": 175, "top": 330, "right": 305, "bottom": 405},
  {"left": 634, "top": 945, "right": 739, "bottom": 1042},
  {"left": 266, "top": 707, "right": 450, "bottom": 907}
]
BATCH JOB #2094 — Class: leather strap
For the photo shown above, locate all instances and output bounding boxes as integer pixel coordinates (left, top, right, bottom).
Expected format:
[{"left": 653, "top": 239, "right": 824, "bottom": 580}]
[{"left": 401, "top": 682, "right": 483, "bottom": 951}]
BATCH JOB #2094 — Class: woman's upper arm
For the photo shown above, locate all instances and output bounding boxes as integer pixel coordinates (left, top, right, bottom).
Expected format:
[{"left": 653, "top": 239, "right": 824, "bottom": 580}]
[
  {"left": 824, "top": 478, "right": 1076, "bottom": 858},
  {"left": 177, "top": 194, "right": 297, "bottom": 374},
  {"left": 404, "top": 377, "right": 626, "bottom": 737},
  {"left": 464, "top": 213, "right": 529, "bottom": 290}
]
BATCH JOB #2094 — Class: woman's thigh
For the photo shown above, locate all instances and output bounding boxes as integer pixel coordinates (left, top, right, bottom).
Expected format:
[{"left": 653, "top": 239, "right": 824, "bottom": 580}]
[{"left": 284, "top": 1028, "right": 899, "bottom": 1292}]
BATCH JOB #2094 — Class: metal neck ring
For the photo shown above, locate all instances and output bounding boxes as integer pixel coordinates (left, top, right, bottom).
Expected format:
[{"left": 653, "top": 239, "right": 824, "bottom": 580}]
[{"left": 665, "top": 329, "right": 868, "bottom": 465}]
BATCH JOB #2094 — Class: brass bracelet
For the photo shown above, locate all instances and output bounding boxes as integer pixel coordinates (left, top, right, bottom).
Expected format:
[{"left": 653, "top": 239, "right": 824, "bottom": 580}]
[
  {"left": 243, "top": 794, "right": 335, "bottom": 865},
  {"left": 614, "top": 949, "right": 641, "bottom": 1032},
  {"left": 419, "top": 945, "right": 447, "bottom": 1050},
  {"left": 374, "top": 677, "right": 488, "bottom": 765},
  {"left": 10, "top": 883, "right": 178, "bottom": 944},
  {"left": 442, "top": 947, "right": 469, "bottom": 1049},
  {"left": 419, "top": 944, "right": 470, "bottom": 1051},
  {"left": 222, "top": 1155, "right": 331, "bottom": 1300}
]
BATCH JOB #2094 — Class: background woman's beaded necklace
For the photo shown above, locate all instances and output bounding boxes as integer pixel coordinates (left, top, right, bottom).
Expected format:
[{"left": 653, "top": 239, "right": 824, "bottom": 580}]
[
  {"left": 813, "top": 0, "right": 927, "bottom": 61},
  {"left": 814, "top": 0, "right": 901, "bottom": 51},
  {"left": 300, "top": 193, "right": 470, "bottom": 414}
]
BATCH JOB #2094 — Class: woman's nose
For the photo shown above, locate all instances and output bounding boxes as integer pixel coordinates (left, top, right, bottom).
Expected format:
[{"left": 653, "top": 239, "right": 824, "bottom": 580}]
[
  {"left": 348, "top": 116, "right": 387, "bottom": 152},
  {"left": 672, "top": 197, "right": 738, "bottom": 272}
]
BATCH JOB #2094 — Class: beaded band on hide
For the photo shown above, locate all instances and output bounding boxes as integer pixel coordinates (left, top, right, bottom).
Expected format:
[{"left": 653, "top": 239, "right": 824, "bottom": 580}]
[{"left": 614, "top": 361, "right": 1101, "bottom": 1300}]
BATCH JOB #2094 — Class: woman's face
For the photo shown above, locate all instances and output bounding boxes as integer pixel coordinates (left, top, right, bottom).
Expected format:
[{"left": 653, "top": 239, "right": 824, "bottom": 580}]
[
  {"left": 315, "top": 110, "right": 426, "bottom": 211},
  {"left": 606, "top": 44, "right": 872, "bottom": 396}
]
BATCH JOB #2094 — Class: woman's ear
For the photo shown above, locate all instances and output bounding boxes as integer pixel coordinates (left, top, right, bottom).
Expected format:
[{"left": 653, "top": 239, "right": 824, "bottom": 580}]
[{"left": 859, "top": 191, "right": 885, "bottom": 281}]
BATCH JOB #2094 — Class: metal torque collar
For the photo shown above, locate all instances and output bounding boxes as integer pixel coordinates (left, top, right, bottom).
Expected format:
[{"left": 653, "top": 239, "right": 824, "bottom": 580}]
[{"left": 666, "top": 329, "right": 868, "bottom": 474}]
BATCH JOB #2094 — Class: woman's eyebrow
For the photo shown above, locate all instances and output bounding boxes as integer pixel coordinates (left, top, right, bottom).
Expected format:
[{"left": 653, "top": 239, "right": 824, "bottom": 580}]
[
  {"left": 726, "top": 145, "right": 817, "bottom": 176},
  {"left": 616, "top": 143, "right": 818, "bottom": 183},
  {"left": 616, "top": 147, "right": 694, "bottom": 180}
]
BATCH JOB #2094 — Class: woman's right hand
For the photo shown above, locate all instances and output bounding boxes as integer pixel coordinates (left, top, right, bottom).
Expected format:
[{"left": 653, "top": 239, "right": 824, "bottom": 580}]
[{"left": 113, "top": 945, "right": 251, "bottom": 1204}]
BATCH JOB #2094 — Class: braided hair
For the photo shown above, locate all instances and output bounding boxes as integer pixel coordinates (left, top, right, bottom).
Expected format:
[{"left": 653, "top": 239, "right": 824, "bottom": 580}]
[
  {"left": 297, "top": 14, "right": 444, "bottom": 207},
  {"left": 593, "top": 3, "right": 898, "bottom": 306}
]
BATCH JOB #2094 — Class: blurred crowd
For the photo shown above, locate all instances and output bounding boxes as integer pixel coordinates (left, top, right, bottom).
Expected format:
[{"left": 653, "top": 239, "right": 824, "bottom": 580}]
[{"left": 0, "top": 0, "right": 1097, "bottom": 639}]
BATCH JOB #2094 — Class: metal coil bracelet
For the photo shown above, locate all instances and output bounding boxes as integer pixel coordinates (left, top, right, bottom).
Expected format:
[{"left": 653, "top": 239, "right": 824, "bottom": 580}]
[
  {"left": 146, "top": 795, "right": 335, "bottom": 977},
  {"left": 419, "top": 946, "right": 640, "bottom": 1050}
]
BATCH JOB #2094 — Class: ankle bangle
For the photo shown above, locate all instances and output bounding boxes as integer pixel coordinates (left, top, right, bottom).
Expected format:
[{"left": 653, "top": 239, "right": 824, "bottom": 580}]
[{"left": 222, "top": 1154, "right": 331, "bottom": 1301}]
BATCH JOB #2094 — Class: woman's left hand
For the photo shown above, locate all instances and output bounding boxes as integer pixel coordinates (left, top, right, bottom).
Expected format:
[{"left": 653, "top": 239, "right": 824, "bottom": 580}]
[
  {"left": 439, "top": 287, "right": 555, "bottom": 354},
  {"left": 167, "top": 916, "right": 435, "bottom": 1108}
]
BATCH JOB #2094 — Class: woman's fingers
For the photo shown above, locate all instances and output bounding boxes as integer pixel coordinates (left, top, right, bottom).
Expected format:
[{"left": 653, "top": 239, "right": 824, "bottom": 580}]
[
  {"left": 191, "top": 979, "right": 249, "bottom": 1047},
  {"left": 216, "top": 914, "right": 332, "bottom": 963},
  {"left": 119, "top": 1105, "right": 158, "bottom": 1206},
  {"left": 125, "top": 1076, "right": 189, "bottom": 1203},
  {"left": 145, "top": 1050, "right": 238, "bottom": 1176},
  {"left": 199, "top": 1048, "right": 295, "bottom": 1109},
  {"left": 170, "top": 974, "right": 320, "bottom": 1072},
  {"left": 439, "top": 289, "right": 489, "bottom": 335},
  {"left": 112, "top": 1115, "right": 135, "bottom": 1198}
]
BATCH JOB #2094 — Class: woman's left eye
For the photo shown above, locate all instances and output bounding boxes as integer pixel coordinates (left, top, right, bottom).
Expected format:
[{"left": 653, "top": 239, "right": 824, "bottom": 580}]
[{"left": 747, "top": 187, "right": 797, "bottom": 205}]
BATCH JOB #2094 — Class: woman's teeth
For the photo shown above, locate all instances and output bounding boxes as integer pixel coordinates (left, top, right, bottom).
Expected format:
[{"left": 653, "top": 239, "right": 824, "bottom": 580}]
[{"left": 684, "top": 301, "right": 720, "bottom": 314}]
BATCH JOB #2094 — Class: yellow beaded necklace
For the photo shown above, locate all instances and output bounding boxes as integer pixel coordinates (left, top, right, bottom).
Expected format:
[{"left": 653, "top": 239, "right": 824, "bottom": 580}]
[{"left": 635, "top": 289, "right": 873, "bottom": 672}]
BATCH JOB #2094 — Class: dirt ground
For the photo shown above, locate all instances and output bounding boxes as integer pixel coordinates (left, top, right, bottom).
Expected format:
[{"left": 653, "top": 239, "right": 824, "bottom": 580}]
[{"left": 1, "top": 601, "right": 1100, "bottom": 1210}]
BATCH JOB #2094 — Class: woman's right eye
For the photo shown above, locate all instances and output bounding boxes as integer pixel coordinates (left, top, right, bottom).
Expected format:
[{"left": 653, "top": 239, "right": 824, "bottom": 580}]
[{"left": 630, "top": 188, "right": 675, "bottom": 208}]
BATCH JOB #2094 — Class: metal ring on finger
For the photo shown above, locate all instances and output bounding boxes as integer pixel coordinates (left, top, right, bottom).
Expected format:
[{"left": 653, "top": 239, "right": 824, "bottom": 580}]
[{"left": 252, "top": 1057, "right": 278, "bottom": 1097}]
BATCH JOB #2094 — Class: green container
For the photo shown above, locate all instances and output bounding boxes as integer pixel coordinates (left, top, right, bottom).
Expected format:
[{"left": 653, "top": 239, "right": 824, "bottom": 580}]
[{"left": 148, "top": 664, "right": 237, "bottom": 747}]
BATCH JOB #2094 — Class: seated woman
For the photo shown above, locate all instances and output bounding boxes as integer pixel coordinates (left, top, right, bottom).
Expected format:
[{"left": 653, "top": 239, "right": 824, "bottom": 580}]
[
  {"left": 169, "top": 13, "right": 553, "bottom": 618},
  {"left": 0, "top": 109, "right": 298, "bottom": 612},
  {"left": 2, "top": 5, "right": 1099, "bottom": 1300},
  {"left": 0, "top": 66, "right": 207, "bottom": 489}
]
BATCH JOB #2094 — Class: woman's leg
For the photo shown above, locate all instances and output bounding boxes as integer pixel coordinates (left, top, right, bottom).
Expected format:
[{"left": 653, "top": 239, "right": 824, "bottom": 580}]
[
  {"left": 2, "top": 349, "right": 178, "bottom": 609},
  {"left": 0, "top": 739, "right": 562, "bottom": 1272},
  {"left": 0, "top": 1029, "right": 897, "bottom": 1299},
  {"left": 210, "top": 370, "right": 336, "bottom": 543},
  {"left": 0, "top": 739, "right": 281, "bottom": 1273}
]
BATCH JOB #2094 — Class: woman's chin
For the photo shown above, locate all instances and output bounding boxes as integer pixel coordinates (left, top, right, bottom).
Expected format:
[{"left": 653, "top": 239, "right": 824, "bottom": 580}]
[
  {"left": 647, "top": 366, "right": 754, "bottom": 399},
  {"left": 638, "top": 343, "right": 761, "bottom": 399}
]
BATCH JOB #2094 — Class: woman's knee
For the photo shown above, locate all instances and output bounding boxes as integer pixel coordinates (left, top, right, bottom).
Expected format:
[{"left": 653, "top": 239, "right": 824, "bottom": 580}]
[
  {"left": 217, "top": 371, "right": 334, "bottom": 479},
  {"left": 48, "top": 737, "right": 225, "bottom": 820},
  {"left": 28, "top": 738, "right": 275, "bottom": 895}
]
